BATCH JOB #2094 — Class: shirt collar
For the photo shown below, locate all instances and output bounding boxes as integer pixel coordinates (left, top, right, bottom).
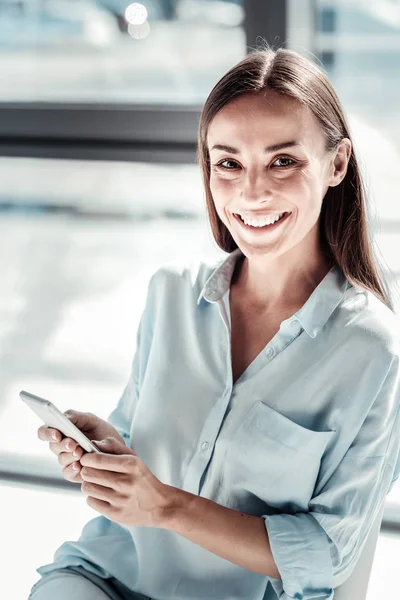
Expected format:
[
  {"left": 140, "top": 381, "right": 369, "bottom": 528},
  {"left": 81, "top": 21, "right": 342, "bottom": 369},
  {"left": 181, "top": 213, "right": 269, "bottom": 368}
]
[{"left": 197, "top": 248, "right": 350, "bottom": 339}]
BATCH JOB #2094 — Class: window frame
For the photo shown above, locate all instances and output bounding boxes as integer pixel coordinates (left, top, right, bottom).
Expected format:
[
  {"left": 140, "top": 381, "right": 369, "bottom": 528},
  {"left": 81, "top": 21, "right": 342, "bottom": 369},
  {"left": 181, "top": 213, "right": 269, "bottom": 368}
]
[
  {"left": 0, "top": 0, "right": 302, "bottom": 164},
  {"left": 0, "top": 102, "right": 201, "bottom": 163}
]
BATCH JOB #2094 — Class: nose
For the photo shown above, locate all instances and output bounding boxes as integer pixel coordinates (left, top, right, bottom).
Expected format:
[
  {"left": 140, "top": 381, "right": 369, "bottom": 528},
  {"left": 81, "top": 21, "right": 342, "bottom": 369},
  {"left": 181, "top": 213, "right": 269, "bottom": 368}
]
[{"left": 241, "top": 172, "right": 274, "bottom": 207}]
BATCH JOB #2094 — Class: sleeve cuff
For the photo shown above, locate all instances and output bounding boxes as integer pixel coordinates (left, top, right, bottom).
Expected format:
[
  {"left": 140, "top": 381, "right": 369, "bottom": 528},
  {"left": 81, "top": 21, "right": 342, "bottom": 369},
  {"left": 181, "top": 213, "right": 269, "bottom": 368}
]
[{"left": 262, "top": 512, "right": 334, "bottom": 600}]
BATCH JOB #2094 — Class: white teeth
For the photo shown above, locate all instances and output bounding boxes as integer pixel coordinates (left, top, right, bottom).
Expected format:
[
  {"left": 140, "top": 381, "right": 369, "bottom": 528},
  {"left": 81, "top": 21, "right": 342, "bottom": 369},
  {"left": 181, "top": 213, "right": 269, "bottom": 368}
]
[{"left": 238, "top": 212, "right": 286, "bottom": 227}]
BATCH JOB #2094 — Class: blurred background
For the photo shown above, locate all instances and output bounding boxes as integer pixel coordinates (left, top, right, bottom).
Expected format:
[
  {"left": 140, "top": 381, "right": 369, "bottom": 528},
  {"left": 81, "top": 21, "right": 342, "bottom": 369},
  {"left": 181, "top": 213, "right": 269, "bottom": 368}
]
[{"left": 1, "top": 0, "right": 400, "bottom": 597}]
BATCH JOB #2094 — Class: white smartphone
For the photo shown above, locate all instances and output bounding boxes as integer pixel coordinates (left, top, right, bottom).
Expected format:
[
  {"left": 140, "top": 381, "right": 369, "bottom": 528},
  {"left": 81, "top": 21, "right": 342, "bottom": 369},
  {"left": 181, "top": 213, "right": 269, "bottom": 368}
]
[{"left": 20, "top": 389, "right": 102, "bottom": 453}]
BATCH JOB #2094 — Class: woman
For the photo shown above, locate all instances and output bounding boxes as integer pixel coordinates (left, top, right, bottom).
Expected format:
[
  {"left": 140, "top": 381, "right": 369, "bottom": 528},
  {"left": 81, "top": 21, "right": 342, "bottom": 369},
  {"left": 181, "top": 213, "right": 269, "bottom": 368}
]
[{"left": 29, "top": 46, "right": 400, "bottom": 600}]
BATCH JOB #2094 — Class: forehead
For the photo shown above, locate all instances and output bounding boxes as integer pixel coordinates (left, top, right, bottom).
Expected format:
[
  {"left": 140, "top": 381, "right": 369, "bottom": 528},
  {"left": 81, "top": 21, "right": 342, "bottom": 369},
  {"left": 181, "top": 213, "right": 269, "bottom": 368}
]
[{"left": 207, "top": 90, "right": 324, "bottom": 150}]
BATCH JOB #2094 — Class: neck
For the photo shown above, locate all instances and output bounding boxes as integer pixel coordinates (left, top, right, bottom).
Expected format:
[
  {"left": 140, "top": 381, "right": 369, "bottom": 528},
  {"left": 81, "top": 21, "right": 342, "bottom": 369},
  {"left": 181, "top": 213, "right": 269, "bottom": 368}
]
[{"left": 231, "top": 252, "right": 332, "bottom": 312}]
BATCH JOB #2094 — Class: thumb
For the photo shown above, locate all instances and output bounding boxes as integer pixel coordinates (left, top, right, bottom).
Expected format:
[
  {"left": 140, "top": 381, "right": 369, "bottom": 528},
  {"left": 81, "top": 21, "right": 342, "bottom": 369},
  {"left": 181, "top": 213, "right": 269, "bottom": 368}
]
[
  {"left": 64, "top": 410, "right": 98, "bottom": 431},
  {"left": 92, "top": 437, "right": 132, "bottom": 455},
  {"left": 64, "top": 410, "right": 80, "bottom": 423}
]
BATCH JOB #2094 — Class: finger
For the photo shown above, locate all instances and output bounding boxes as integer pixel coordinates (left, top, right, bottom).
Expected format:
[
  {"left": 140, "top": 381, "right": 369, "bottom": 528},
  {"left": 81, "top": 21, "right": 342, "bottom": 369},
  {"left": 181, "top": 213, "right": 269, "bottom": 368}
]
[
  {"left": 58, "top": 451, "right": 75, "bottom": 468},
  {"left": 38, "top": 426, "right": 63, "bottom": 443},
  {"left": 81, "top": 481, "right": 114, "bottom": 503},
  {"left": 86, "top": 496, "right": 113, "bottom": 516},
  {"left": 72, "top": 445, "right": 84, "bottom": 460},
  {"left": 62, "top": 461, "right": 83, "bottom": 483},
  {"left": 80, "top": 451, "right": 134, "bottom": 472},
  {"left": 80, "top": 467, "right": 120, "bottom": 489},
  {"left": 64, "top": 410, "right": 100, "bottom": 432},
  {"left": 48, "top": 437, "right": 78, "bottom": 457},
  {"left": 58, "top": 445, "right": 84, "bottom": 468},
  {"left": 62, "top": 437, "right": 78, "bottom": 453}
]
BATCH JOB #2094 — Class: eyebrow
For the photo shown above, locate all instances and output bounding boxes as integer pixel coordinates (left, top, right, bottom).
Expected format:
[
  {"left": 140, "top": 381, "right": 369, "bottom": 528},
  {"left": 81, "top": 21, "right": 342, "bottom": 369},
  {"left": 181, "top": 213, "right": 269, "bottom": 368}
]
[{"left": 210, "top": 141, "right": 300, "bottom": 154}]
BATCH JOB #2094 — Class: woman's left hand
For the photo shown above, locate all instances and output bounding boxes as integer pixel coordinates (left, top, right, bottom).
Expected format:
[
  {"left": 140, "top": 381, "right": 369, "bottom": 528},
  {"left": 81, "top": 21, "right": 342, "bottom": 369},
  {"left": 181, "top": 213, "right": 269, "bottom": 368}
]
[{"left": 79, "top": 437, "right": 173, "bottom": 528}]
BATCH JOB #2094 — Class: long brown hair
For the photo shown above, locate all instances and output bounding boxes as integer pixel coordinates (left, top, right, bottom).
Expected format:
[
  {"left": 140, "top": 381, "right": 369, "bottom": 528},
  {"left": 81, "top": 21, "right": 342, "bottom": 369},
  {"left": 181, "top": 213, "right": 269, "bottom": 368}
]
[{"left": 197, "top": 45, "right": 397, "bottom": 312}]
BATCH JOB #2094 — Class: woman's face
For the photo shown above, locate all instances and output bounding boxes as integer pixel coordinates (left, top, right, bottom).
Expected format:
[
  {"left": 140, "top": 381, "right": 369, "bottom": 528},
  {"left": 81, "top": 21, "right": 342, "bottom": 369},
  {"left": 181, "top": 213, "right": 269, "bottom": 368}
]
[{"left": 207, "top": 90, "right": 347, "bottom": 262}]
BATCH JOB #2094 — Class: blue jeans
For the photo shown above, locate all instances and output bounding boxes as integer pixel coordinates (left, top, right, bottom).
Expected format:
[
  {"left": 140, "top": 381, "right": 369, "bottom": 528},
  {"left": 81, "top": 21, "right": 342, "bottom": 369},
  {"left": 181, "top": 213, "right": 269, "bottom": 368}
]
[{"left": 28, "top": 566, "right": 152, "bottom": 600}]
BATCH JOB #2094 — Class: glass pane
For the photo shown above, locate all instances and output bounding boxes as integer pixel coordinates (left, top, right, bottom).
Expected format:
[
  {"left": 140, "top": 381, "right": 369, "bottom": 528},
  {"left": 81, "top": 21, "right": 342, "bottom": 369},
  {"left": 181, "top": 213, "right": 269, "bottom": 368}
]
[
  {"left": 312, "top": 0, "right": 400, "bottom": 509},
  {"left": 314, "top": 0, "right": 400, "bottom": 149},
  {"left": 0, "top": 157, "right": 224, "bottom": 463},
  {"left": 0, "top": 0, "right": 245, "bottom": 103}
]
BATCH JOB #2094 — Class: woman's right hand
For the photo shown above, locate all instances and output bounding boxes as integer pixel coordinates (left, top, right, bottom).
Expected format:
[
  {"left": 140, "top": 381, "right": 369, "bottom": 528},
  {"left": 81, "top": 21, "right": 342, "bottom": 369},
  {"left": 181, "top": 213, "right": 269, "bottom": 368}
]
[{"left": 37, "top": 410, "right": 126, "bottom": 483}]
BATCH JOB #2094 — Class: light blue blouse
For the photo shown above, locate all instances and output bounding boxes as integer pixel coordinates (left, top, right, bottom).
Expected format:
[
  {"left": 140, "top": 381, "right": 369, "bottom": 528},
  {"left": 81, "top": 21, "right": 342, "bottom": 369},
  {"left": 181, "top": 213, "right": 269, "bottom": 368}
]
[{"left": 37, "top": 248, "right": 400, "bottom": 600}]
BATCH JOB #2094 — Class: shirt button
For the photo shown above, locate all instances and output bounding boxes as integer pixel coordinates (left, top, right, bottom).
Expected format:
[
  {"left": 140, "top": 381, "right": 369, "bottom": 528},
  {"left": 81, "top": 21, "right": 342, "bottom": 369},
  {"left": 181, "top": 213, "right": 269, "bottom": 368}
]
[
  {"left": 290, "top": 320, "right": 300, "bottom": 331},
  {"left": 201, "top": 441, "right": 209, "bottom": 451},
  {"left": 266, "top": 347, "right": 274, "bottom": 357}
]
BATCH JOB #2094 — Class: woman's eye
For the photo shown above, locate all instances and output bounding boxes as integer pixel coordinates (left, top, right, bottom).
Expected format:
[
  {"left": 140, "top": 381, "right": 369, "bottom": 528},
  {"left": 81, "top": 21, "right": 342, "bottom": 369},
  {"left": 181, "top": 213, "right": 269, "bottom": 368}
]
[
  {"left": 215, "top": 159, "right": 239, "bottom": 170},
  {"left": 214, "top": 156, "right": 296, "bottom": 171},
  {"left": 272, "top": 156, "right": 295, "bottom": 168}
]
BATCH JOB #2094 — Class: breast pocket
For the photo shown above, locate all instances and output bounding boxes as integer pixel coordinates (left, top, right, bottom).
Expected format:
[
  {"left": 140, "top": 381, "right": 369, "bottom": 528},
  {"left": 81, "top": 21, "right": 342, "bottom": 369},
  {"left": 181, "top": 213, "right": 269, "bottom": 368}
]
[{"left": 221, "top": 401, "right": 336, "bottom": 509}]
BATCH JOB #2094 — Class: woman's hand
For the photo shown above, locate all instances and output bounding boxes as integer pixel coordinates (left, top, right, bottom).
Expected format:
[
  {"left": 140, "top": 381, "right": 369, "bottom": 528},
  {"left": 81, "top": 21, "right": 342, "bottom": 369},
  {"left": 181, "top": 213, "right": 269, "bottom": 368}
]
[
  {"left": 79, "top": 437, "right": 174, "bottom": 528},
  {"left": 37, "top": 410, "right": 126, "bottom": 484}
]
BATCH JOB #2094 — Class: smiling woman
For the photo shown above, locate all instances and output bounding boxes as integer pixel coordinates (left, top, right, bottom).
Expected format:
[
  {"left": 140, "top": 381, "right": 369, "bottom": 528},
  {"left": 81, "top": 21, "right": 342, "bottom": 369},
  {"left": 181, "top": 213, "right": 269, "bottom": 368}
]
[
  {"left": 198, "top": 47, "right": 393, "bottom": 313},
  {"left": 206, "top": 87, "right": 351, "bottom": 311},
  {"left": 29, "top": 43, "right": 400, "bottom": 600}
]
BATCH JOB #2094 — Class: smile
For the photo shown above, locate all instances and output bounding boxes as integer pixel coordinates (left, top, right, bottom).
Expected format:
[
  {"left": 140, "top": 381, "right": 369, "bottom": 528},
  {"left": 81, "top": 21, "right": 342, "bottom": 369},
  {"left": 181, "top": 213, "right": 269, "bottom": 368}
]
[{"left": 233, "top": 211, "right": 292, "bottom": 233}]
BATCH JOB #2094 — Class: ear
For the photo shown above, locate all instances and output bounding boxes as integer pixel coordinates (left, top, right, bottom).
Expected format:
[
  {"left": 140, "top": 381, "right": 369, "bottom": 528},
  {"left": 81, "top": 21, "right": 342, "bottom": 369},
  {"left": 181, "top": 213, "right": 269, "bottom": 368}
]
[{"left": 327, "top": 137, "right": 352, "bottom": 188}]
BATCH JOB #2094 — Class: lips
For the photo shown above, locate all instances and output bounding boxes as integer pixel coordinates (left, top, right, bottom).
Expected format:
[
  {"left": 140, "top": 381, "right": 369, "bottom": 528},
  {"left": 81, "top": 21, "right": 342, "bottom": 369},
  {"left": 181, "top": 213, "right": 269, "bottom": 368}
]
[
  {"left": 234, "top": 211, "right": 290, "bottom": 223},
  {"left": 233, "top": 210, "right": 292, "bottom": 232}
]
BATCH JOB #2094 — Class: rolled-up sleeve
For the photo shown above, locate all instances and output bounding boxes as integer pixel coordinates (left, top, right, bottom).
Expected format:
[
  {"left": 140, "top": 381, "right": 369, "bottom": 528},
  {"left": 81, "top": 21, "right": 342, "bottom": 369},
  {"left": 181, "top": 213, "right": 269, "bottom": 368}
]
[{"left": 262, "top": 354, "right": 400, "bottom": 599}]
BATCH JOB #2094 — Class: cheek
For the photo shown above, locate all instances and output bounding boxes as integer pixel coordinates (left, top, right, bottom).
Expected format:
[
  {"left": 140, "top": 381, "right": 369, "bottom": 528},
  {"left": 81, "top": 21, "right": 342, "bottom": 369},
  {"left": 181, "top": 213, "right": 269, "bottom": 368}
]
[
  {"left": 210, "top": 175, "right": 234, "bottom": 199},
  {"left": 281, "top": 168, "right": 311, "bottom": 190},
  {"left": 283, "top": 171, "right": 323, "bottom": 207},
  {"left": 210, "top": 176, "right": 235, "bottom": 217},
  {"left": 296, "top": 163, "right": 326, "bottom": 194}
]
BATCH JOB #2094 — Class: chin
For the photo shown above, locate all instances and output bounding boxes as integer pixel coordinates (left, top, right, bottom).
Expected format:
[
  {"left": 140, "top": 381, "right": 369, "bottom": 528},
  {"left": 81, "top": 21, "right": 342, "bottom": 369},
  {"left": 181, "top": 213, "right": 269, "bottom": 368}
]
[{"left": 240, "top": 243, "right": 276, "bottom": 256}]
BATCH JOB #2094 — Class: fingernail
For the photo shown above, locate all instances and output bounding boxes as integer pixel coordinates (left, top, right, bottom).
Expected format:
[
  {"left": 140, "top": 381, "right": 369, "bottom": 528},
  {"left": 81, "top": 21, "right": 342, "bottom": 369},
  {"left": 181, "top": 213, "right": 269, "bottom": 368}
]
[
  {"left": 92, "top": 440, "right": 104, "bottom": 447},
  {"left": 72, "top": 463, "right": 79, "bottom": 471},
  {"left": 52, "top": 432, "right": 58, "bottom": 441},
  {"left": 66, "top": 441, "right": 72, "bottom": 450},
  {"left": 73, "top": 450, "right": 79, "bottom": 458}
]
